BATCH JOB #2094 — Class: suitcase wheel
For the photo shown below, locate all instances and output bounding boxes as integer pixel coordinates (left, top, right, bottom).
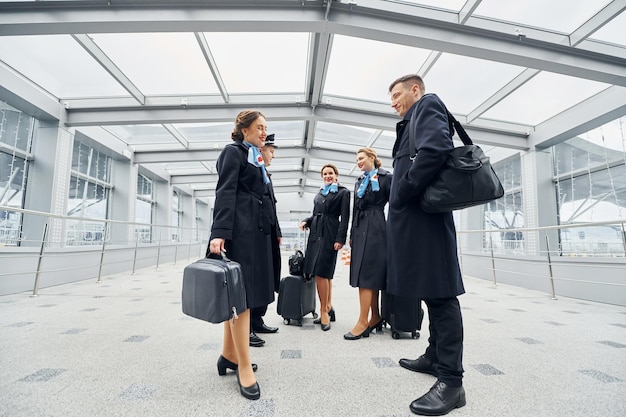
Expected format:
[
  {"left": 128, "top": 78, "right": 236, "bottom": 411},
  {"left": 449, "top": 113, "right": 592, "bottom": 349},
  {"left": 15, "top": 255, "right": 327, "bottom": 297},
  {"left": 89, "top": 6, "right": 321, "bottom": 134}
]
[
  {"left": 283, "top": 318, "right": 290, "bottom": 325},
  {"left": 297, "top": 319, "right": 303, "bottom": 326},
  {"left": 392, "top": 331, "right": 401, "bottom": 340},
  {"left": 412, "top": 331, "right": 420, "bottom": 339},
  {"left": 312, "top": 312, "right": 319, "bottom": 319}
]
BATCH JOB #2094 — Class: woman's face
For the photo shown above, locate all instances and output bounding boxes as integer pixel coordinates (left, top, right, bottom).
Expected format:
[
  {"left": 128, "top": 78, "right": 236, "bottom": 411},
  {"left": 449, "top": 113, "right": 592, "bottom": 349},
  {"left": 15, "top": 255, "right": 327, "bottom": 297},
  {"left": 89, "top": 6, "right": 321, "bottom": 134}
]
[
  {"left": 356, "top": 151, "right": 375, "bottom": 172},
  {"left": 241, "top": 116, "right": 267, "bottom": 148},
  {"left": 321, "top": 167, "right": 337, "bottom": 185}
]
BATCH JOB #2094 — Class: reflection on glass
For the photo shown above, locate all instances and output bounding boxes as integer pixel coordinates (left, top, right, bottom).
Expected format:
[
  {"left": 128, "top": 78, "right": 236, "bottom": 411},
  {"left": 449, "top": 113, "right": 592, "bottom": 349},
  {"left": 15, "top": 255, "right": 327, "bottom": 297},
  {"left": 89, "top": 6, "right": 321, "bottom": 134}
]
[
  {"left": 135, "top": 174, "right": 154, "bottom": 243},
  {"left": 67, "top": 141, "right": 112, "bottom": 246},
  {"left": 553, "top": 117, "right": 626, "bottom": 256},
  {"left": 0, "top": 104, "right": 33, "bottom": 246},
  {"left": 484, "top": 154, "right": 524, "bottom": 254}
]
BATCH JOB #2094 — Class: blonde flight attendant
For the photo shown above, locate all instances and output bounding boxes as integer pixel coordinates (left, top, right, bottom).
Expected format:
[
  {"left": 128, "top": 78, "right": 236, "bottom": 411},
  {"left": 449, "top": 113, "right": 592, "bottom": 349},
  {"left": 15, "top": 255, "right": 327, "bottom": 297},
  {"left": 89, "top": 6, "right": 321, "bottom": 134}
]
[{"left": 345, "top": 148, "right": 392, "bottom": 340}]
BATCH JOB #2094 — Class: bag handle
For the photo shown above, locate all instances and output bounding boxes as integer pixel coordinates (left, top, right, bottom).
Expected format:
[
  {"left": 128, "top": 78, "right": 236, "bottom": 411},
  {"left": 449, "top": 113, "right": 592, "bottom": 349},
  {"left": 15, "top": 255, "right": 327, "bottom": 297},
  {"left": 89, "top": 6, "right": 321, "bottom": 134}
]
[
  {"left": 207, "top": 251, "right": 232, "bottom": 262},
  {"left": 409, "top": 101, "right": 473, "bottom": 160}
]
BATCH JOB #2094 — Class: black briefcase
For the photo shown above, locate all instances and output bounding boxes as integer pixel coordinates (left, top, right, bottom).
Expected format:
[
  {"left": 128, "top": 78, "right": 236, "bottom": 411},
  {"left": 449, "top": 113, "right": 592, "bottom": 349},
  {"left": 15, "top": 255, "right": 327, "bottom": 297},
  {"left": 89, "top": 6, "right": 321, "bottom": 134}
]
[{"left": 182, "top": 254, "right": 247, "bottom": 324}]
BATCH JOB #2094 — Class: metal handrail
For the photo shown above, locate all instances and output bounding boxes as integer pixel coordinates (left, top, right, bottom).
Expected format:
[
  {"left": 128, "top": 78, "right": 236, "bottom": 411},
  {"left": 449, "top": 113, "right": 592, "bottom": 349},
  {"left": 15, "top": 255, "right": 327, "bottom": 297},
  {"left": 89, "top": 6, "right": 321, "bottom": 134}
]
[
  {"left": 456, "top": 219, "right": 626, "bottom": 303},
  {"left": 0, "top": 204, "right": 208, "bottom": 296}
]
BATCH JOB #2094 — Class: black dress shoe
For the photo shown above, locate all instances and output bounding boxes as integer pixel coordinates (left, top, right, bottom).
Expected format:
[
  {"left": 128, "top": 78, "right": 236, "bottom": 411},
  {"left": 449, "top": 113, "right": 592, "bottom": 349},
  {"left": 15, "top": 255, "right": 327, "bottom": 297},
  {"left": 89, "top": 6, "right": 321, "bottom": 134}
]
[
  {"left": 253, "top": 323, "right": 279, "bottom": 334},
  {"left": 235, "top": 369, "right": 260, "bottom": 400},
  {"left": 249, "top": 332, "right": 265, "bottom": 347},
  {"left": 343, "top": 327, "right": 370, "bottom": 340},
  {"left": 399, "top": 355, "right": 438, "bottom": 377},
  {"left": 217, "top": 355, "right": 257, "bottom": 376},
  {"left": 321, "top": 322, "right": 331, "bottom": 331},
  {"left": 409, "top": 380, "right": 465, "bottom": 416}
]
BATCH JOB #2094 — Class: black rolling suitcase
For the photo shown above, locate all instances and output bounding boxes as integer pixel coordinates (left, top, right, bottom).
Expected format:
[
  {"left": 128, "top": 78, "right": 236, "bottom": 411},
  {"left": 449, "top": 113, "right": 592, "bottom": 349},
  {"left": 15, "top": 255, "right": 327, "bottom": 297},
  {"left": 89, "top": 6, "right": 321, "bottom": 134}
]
[
  {"left": 277, "top": 274, "right": 317, "bottom": 326},
  {"left": 381, "top": 291, "right": 424, "bottom": 339}
]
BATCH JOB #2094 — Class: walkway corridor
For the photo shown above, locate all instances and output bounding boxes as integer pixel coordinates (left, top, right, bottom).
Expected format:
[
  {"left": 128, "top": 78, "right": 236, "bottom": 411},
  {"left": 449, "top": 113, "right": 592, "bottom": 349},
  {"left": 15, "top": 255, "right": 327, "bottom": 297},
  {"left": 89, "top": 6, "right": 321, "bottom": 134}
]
[{"left": 1, "top": 255, "right": 625, "bottom": 417}]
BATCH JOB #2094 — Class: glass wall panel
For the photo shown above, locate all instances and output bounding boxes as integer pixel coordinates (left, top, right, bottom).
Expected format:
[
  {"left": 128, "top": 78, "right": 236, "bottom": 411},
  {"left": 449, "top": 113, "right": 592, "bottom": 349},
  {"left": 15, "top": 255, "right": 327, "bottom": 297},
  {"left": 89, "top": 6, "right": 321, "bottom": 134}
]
[
  {"left": 484, "top": 154, "right": 524, "bottom": 254},
  {"left": 135, "top": 173, "right": 154, "bottom": 243},
  {"left": 171, "top": 190, "right": 181, "bottom": 241},
  {"left": 67, "top": 141, "right": 112, "bottom": 246},
  {"left": 553, "top": 117, "right": 626, "bottom": 257},
  {"left": 0, "top": 104, "right": 34, "bottom": 246},
  {"left": 71, "top": 141, "right": 111, "bottom": 182}
]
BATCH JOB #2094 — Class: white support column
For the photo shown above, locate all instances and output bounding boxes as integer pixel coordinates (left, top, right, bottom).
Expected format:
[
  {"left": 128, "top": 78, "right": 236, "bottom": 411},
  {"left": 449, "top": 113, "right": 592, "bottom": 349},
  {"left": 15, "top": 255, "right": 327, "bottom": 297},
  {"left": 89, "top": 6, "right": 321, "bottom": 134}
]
[
  {"left": 521, "top": 151, "right": 539, "bottom": 255},
  {"left": 521, "top": 149, "right": 559, "bottom": 256}
]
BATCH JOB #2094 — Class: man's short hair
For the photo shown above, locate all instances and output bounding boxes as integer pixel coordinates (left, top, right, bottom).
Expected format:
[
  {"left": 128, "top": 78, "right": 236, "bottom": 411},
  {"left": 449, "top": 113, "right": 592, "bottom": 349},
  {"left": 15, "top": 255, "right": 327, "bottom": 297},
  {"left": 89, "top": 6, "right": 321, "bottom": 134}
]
[{"left": 389, "top": 74, "right": 425, "bottom": 93}]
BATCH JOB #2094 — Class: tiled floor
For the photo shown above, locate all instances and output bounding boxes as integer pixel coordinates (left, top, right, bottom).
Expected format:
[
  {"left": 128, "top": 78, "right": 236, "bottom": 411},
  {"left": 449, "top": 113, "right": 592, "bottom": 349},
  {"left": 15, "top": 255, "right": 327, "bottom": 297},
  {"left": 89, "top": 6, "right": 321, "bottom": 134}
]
[{"left": 1, "top": 255, "right": 625, "bottom": 417}]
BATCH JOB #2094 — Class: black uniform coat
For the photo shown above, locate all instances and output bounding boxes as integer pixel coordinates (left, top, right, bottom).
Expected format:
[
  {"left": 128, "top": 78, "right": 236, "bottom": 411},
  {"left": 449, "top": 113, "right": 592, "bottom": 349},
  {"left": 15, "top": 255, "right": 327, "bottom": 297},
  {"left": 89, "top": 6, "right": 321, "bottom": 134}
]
[
  {"left": 386, "top": 94, "right": 465, "bottom": 299},
  {"left": 210, "top": 141, "right": 275, "bottom": 310},
  {"left": 265, "top": 174, "right": 282, "bottom": 292},
  {"left": 302, "top": 185, "right": 351, "bottom": 279},
  {"left": 349, "top": 168, "right": 392, "bottom": 290}
]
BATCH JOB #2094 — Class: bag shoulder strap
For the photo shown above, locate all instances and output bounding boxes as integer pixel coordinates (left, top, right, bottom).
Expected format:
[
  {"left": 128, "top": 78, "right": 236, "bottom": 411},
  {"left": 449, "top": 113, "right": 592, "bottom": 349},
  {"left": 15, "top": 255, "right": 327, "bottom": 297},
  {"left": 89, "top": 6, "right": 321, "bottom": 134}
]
[{"left": 409, "top": 101, "right": 473, "bottom": 160}]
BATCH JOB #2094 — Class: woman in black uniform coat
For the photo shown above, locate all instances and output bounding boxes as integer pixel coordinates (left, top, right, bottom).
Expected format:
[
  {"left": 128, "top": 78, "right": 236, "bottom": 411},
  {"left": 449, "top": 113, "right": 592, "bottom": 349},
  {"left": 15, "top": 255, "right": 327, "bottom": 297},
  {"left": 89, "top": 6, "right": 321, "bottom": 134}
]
[
  {"left": 208, "top": 110, "right": 274, "bottom": 401},
  {"left": 299, "top": 164, "right": 350, "bottom": 331},
  {"left": 344, "top": 148, "right": 392, "bottom": 340}
]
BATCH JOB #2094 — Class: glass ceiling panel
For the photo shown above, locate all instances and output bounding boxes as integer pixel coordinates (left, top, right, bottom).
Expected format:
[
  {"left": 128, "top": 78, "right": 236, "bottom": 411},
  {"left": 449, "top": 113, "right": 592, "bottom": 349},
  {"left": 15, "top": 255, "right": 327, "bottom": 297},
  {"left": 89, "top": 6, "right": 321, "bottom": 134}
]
[
  {"left": 204, "top": 33, "right": 309, "bottom": 94},
  {"left": 104, "top": 125, "right": 175, "bottom": 145},
  {"left": 579, "top": 117, "right": 626, "bottom": 153},
  {"left": 174, "top": 122, "right": 232, "bottom": 146},
  {"left": 481, "top": 72, "right": 610, "bottom": 126},
  {"left": 425, "top": 54, "right": 525, "bottom": 115},
  {"left": 384, "top": 0, "right": 466, "bottom": 11},
  {"left": 474, "top": 0, "right": 612, "bottom": 33},
  {"left": 161, "top": 161, "right": 207, "bottom": 174},
  {"left": 324, "top": 35, "right": 432, "bottom": 103},
  {"left": 313, "top": 121, "right": 376, "bottom": 152},
  {"left": 89, "top": 33, "right": 220, "bottom": 96},
  {"left": 268, "top": 158, "right": 302, "bottom": 172},
  {"left": 0, "top": 35, "right": 129, "bottom": 99},
  {"left": 374, "top": 131, "right": 396, "bottom": 155},
  {"left": 589, "top": 12, "right": 626, "bottom": 46},
  {"left": 307, "top": 158, "right": 356, "bottom": 181}
]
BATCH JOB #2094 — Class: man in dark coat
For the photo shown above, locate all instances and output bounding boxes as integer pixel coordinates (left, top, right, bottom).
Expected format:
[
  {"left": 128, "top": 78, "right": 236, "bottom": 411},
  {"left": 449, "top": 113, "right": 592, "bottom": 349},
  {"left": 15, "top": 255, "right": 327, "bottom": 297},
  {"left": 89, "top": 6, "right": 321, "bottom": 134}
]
[
  {"left": 249, "top": 134, "right": 282, "bottom": 347},
  {"left": 386, "top": 74, "right": 466, "bottom": 416}
]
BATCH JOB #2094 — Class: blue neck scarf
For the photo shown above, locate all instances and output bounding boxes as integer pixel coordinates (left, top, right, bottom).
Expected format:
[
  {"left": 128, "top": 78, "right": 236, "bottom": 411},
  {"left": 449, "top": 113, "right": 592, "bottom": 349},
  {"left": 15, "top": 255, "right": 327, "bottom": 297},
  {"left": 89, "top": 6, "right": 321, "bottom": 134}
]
[
  {"left": 242, "top": 141, "right": 270, "bottom": 184},
  {"left": 356, "top": 169, "right": 379, "bottom": 198},
  {"left": 321, "top": 183, "right": 338, "bottom": 196}
]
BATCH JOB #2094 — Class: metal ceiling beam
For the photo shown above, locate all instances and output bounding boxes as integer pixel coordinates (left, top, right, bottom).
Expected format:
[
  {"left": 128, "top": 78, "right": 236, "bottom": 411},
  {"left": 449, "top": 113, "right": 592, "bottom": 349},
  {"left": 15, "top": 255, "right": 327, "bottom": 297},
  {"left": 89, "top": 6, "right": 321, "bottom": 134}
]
[
  {"left": 325, "top": 8, "right": 626, "bottom": 87},
  {"left": 163, "top": 124, "right": 189, "bottom": 149},
  {"left": 1, "top": 4, "right": 624, "bottom": 86},
  {"left": 71, "top": 34, "right": 145, "bottom": 104},
  {"left": 530, "top": 86, "right": 626, "bottom": 149},
  {"left": 569, "top": 0, "right": 625, "bottom": 46},
  {"left": 0, "top": 62, "right": 62, "bottom": 122},
  {"left": 193, "top": 183, "right": 321, "bottom": 198},
  {"left": 194, "top": 32, "right": 229, "bottom": 104}
]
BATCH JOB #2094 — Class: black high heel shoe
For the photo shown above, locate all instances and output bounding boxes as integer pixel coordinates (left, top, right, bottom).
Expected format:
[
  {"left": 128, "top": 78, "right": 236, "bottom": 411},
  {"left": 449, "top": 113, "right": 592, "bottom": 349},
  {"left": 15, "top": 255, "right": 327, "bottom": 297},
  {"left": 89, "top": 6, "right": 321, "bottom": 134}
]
[
  {"left": 369, "top": 319, "right": 384, "bottom": 333},
  {"left": 343, "top": 326, "right": 370, "bottom": 340},
  {"left": 321, "top": 322, "right": 331, "bottom": 331},
  {"left": 314, "top": 307, "right": 336, "bottom": 324},
  {"left": 217, "top": 355, "right": 258, "bottom": 376},
  {"left": 236, "top": 369, "right": 260, "bottom": 400}
]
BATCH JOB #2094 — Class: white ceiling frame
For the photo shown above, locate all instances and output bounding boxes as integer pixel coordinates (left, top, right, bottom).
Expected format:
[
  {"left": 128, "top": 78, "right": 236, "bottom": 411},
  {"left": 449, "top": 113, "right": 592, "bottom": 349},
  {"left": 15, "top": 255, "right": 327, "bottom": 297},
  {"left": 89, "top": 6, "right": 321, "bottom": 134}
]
[{"left": 71, "top": 34, "right": 145, "bottom": 105}]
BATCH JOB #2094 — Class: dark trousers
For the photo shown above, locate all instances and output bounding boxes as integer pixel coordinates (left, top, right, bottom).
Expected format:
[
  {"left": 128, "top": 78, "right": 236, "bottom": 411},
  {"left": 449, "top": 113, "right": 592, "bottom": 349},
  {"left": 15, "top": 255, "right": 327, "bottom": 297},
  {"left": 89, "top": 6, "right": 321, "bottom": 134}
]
[
  {"left": 250, "top": 305, "right": 268, "bottom": 329},
  {"left": 423, "top": 297, "right": 464, "bottom": 387}
]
